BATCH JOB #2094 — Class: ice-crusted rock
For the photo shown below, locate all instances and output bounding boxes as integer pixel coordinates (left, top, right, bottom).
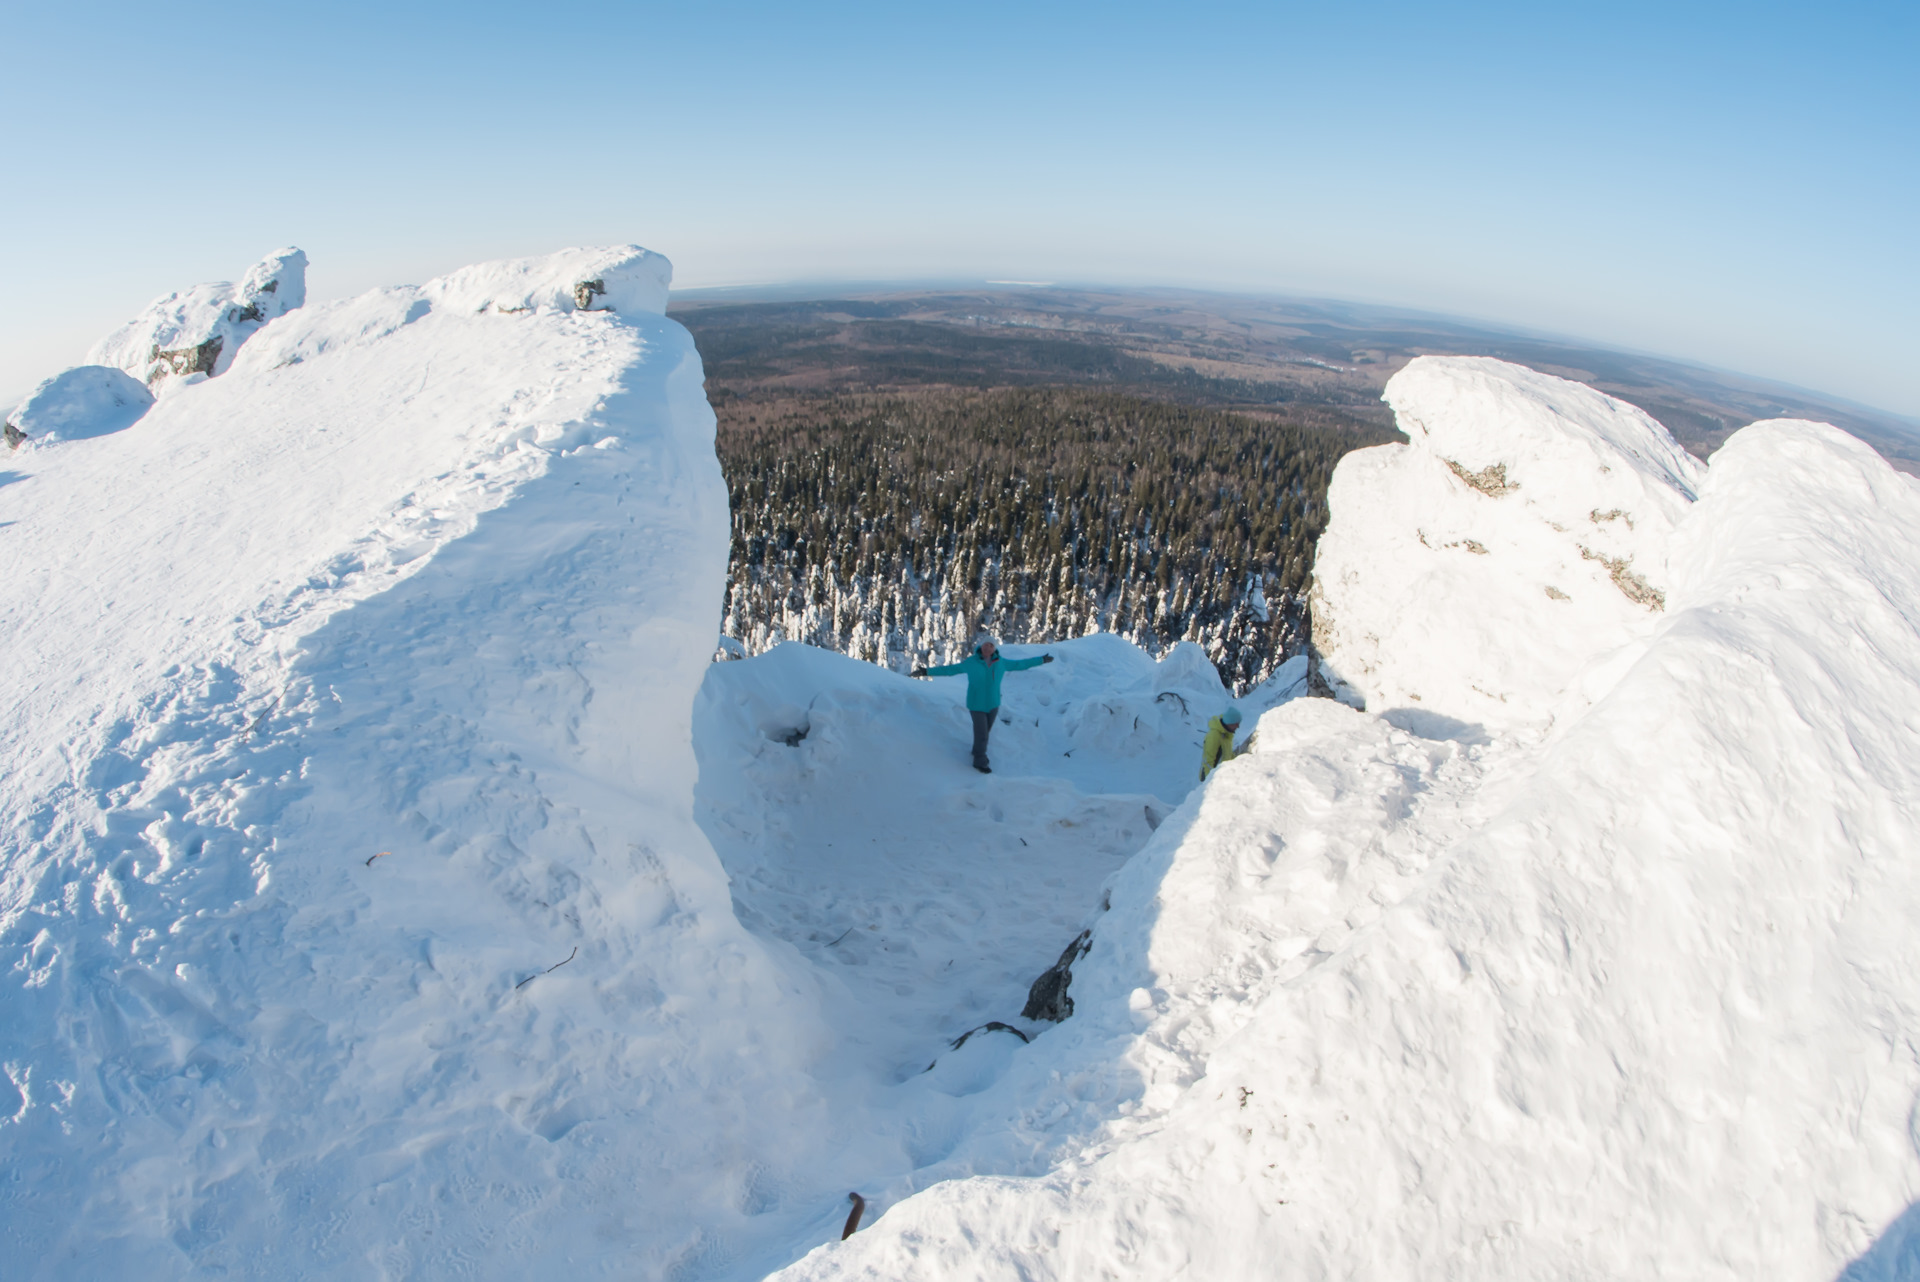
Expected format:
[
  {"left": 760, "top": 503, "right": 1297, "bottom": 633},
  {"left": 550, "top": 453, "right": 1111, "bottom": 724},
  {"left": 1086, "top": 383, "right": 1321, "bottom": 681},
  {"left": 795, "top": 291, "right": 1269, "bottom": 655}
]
[
  {"left": 87, "top": 248, "right": 307, "bottom": 388},
  {"left": 1311, "top": 355, "right": 1704, "bottom": 731},
  {"left": 5, "top": 365, "right": 155, "bottom": 446}
]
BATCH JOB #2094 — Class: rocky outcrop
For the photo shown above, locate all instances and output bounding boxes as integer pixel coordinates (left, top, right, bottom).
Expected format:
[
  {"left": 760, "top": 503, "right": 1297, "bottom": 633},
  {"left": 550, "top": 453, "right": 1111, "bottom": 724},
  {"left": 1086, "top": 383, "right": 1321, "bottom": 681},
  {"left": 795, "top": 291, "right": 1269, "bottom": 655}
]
[
  {"left": 1311, "top": 356, "right": 1702, "bottom": 728},
  {"left": 1022, "top": 929, "right": 1093, "bottom": 1022},
  {"left": 88, "top": 248, "right": 307, "bottom": 388},
  {"left": 422, "top": 246, "right": 670, "bottom": 317}
]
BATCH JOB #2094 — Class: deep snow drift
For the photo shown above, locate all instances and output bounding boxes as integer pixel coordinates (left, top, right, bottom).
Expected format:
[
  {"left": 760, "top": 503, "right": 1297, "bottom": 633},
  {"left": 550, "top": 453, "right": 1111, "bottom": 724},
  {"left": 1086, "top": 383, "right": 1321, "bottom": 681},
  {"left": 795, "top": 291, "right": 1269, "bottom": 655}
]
[{"left": 773, "top": 357, "right": 1920, "bottom": 1281}]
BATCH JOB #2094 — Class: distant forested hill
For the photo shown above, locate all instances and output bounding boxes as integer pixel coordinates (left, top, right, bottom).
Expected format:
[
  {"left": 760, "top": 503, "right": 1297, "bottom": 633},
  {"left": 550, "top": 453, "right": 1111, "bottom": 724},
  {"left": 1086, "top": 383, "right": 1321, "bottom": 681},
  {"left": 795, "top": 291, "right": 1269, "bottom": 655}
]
[
  {"left": 712, "top": 388, "right": 1383, "bottom": 691},
  {"left": 679, "top": 283, "right": 1918, "bottom": 692}
]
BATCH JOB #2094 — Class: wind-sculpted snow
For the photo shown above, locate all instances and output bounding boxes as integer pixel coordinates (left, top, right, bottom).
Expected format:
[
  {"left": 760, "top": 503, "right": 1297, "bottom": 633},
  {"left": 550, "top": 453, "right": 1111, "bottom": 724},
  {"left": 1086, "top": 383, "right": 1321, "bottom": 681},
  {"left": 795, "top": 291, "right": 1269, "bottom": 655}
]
[
  {"left": 776, "top": 363, "right": 1920, "bottom": 1281},
  {"left": 0, "top": 246, "right": 840, "bottom": 1277}
]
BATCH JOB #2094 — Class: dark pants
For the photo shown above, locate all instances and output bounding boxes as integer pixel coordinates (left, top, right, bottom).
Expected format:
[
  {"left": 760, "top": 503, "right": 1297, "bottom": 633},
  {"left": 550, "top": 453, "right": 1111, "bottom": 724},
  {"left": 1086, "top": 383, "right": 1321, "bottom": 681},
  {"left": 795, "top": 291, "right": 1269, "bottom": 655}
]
[{"left": 970, "top": 707, "right": 998, "bottom": 767}]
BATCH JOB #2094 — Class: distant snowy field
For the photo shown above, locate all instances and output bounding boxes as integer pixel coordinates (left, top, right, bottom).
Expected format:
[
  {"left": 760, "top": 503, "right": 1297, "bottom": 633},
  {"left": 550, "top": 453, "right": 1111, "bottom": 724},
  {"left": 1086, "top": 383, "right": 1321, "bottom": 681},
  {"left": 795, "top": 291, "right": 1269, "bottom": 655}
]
[{"left": 2, "top": 245, "right": 1916, "bottom": 1282}]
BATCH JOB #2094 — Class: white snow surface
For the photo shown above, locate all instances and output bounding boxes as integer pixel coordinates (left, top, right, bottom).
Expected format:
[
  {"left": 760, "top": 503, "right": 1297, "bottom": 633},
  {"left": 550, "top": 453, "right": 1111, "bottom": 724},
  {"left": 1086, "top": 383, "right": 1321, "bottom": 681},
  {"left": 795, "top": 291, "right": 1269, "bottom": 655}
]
[
  {"left": 773, "top": 361, "right": 1920, "bottom": 1281},
  {"left": 1312, "top": 355, "right": 1704, "bottom": 732},
  {"left": 7, "top": 273, "right": 1918, "bottom": 1282},
  {"left": 0, "top": 239, "right": 1291, "bottom": 1281}
]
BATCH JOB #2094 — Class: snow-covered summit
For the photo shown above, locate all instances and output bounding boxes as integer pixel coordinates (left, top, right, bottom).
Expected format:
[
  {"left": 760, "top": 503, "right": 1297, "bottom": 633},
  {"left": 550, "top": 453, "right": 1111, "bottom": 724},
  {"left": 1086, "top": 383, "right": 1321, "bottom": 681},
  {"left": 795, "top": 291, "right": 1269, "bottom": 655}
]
[{"left": 6, "top": 247, "right": 1918, "bottom": 1282}]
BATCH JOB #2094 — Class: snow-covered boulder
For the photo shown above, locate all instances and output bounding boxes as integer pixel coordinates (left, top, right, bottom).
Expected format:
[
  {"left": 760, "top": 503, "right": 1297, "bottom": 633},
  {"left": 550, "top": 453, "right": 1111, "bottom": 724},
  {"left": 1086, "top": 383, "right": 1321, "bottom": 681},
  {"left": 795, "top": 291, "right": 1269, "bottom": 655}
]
[
  {"left": 1061, "top": 637, "right": 1231, "bottom": 762},
  {"left": 87, "top": 247, "right": 307, "bottom": 387},
  {"left": 1311, "top": 355, "right": 1703, "bottom": 732},
  {"left": 4, "top": 364, "right": 155, "bottom": 445}
]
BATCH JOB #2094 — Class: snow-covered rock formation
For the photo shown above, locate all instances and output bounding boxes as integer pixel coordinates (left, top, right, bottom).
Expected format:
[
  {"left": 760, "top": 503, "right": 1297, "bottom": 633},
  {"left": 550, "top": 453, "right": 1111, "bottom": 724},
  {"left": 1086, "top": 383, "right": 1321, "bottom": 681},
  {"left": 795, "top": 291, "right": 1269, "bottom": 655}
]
[
  {"left": 775, "top": 358, "right": 1920, "bottom": 1281},
  {"left": 0, "top": 245, "right": 840, "bottom": 1277},
  {"left": 1311, "top": 356, "right": 1703, "bottom": 731},
  {"left": 88, "top": 247, "right": 309, "bottom": 388}
]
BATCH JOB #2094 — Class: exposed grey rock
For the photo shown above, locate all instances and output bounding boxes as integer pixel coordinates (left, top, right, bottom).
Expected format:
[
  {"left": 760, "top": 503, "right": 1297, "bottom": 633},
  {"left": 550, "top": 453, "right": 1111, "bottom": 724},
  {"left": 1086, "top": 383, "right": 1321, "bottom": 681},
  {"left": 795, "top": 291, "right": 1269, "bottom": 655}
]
[
  {"left": 573, "top": 278, "right": 609, "bottom": 311},
  {"left": 949, "top": 1021, "right": 1030, "bottom": 1050},
  {"left": 149, "top": 337, "right": 223, "bottom": 381},
  {"left": 1022, "top": 929, "right": 1092, "bottom": 1022}
]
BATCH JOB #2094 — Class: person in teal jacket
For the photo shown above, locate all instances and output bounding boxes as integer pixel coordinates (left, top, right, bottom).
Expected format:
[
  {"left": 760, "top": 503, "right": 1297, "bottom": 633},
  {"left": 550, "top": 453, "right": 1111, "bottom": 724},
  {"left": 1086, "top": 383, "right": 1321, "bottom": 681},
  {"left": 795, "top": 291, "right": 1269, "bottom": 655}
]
[{"left": 912, "top": 637, "right": 1053, "bottom": 773}]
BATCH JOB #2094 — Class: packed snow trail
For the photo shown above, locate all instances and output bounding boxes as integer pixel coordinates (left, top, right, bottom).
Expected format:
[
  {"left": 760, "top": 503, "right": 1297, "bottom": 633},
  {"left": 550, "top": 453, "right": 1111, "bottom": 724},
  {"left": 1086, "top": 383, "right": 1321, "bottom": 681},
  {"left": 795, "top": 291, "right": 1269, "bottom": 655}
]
[
  {"left": 694, "top": 637, "right": 1287, "bottom": 1083},
  {"left": 771, "top": 359, "right": 1920, "bottom": 1282}
]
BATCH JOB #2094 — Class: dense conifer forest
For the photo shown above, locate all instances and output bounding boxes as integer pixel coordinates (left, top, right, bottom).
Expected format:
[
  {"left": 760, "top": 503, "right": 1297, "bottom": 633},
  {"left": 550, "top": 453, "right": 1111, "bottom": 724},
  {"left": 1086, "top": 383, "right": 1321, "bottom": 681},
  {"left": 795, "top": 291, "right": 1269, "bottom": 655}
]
[
  {"left": 712, "top": 387, "right": 1386, "bottom": 692},
  {"left": 680, "top": 287, "right": 1918, "bottom": 684}
]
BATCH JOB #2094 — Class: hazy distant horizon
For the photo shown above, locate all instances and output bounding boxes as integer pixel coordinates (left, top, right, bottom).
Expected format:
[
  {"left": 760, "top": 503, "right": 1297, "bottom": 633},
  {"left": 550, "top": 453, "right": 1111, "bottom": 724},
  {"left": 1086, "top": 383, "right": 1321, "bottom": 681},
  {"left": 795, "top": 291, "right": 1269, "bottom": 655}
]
[
  {"left": 665, "top": 274, "right": 1920, "bottom": 430},
  {"left": 3, "top": 2, "right": 1911, "bottom": 415}
]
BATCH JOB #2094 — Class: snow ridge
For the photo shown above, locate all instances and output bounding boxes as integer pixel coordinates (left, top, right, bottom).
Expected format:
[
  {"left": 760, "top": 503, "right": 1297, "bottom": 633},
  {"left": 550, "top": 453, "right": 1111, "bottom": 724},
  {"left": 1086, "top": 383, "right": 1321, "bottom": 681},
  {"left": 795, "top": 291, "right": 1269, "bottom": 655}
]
[{"left": 0, "top": 246, "right": 842, "bottom": 1277}]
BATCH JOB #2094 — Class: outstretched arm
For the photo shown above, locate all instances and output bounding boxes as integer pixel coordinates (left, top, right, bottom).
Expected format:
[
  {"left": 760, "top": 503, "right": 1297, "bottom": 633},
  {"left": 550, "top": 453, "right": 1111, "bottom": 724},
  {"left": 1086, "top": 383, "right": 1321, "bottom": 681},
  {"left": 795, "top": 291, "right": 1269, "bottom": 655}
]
[
  {"left": 1004, "top": 654, "right": 1052, "bottom": 671},
  {"left": 922, "top": 661, "right": 967, "bottom": 677}
]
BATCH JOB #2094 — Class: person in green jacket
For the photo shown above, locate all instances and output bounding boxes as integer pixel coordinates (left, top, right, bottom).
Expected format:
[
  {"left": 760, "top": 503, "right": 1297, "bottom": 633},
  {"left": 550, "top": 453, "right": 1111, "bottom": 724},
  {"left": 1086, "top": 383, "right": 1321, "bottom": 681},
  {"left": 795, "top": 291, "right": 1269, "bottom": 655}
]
[
  {"left": 1200, "top": 706, "right": 1247, "bottom": 780},
  {"left": 912, "top": 636, "right": 1053, "bottom": 773}
]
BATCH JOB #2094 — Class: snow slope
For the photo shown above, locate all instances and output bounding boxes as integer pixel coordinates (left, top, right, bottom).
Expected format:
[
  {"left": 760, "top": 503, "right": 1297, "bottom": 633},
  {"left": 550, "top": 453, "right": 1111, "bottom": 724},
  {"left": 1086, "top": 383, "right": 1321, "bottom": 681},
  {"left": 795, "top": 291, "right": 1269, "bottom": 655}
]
[
  {"left": 772, "top": 358, "right": 1920, "bottom": 1281},
  {"left": 689, "top": 632, "right": 1318, "bottom": 1259},
  {"left": 0, "top": 246, "right": 848, "bottom": 1278},
  {"left": 696, "top": 635, "right": 1228, "bottom": 1078}
]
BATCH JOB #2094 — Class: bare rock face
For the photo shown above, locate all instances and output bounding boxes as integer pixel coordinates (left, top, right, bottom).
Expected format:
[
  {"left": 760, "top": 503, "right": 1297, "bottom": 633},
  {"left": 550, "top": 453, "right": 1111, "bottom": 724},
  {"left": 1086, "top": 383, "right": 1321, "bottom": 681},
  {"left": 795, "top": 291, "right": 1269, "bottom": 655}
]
[
  {"left": 6, "top": 365, "right": 155, "bottom": 446},
  {"left": 88, "top": 248, "right": 307, "bottom": 388}
]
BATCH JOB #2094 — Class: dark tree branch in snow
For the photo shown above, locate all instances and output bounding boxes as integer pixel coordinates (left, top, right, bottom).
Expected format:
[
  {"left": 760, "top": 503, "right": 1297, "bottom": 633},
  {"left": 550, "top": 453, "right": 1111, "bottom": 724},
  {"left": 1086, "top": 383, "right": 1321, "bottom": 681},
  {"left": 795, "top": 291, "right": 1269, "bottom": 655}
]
[{"left": 514, "top": 945, "right": 579, "bottom": 990}]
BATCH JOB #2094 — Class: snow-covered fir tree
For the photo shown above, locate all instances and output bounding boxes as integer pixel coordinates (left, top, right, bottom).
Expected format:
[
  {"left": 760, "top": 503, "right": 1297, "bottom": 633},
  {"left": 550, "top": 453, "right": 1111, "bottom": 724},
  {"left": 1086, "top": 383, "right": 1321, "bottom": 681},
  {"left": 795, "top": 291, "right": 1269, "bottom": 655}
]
[{"left": 715, "top": 388, "right": 1377, "bottom": 691}]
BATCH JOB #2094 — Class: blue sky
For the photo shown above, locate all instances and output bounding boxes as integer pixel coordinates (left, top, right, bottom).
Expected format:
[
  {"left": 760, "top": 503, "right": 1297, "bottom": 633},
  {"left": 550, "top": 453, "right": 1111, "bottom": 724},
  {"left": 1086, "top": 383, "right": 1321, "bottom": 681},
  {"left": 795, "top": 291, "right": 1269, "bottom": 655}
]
[{"left": 2, "top": 0, "right": 1914, "bottom": 414}]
